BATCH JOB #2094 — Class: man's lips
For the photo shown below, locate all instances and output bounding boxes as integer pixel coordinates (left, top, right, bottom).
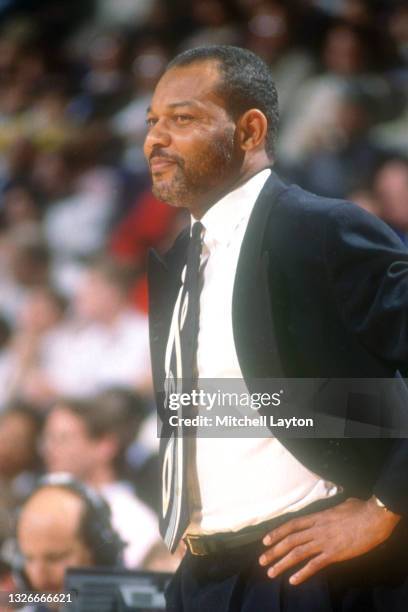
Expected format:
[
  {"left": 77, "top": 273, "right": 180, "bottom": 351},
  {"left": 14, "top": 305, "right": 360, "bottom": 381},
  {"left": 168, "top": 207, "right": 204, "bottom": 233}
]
[{"left": 150, "top": 157, "right": 178, "bottom": 172}]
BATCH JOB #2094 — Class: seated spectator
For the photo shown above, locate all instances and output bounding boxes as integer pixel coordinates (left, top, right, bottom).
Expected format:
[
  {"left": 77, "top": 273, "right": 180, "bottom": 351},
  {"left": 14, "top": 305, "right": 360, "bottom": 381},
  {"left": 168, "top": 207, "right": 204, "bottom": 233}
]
[
  {"left": 80, "top": 31, "right": 130, "bottom": 117},
  {"left": 41, "top": 394, "right": 160, "bottom": 568},
  {"left": 35, "top": 145, "right": 119, "bottom": 275},
  {"left": 13, "top": 474, "right": 123, "bottom": 608},
  {"left": 278, "top": 20, "right": 396, "bottom": 165},
  {"left": 0, "top": 402, "right": 43, "bottom": 543},
  {"left": 244, "top": 1, "right": 315, "bottom": 119},
  {"left": 0, "top": 181, "right": 42, "bottom": 232},
  {"left": 97, "top": 388, "right": 160, "bottom": 512},
  {"left": 37, "top": 258, "right": 151, "bottom": 399},
  {"left": 284, "top": 86, "right": 382, "bottom": 198},
  {"left": 23, "top": 80, "right": 79, "bottom": 152},
  {"left": 0, "top": 229, "right": 51, "bottom": 327},
  {"left": 0, "top": 284, "right": 66, "bottom": 407}
]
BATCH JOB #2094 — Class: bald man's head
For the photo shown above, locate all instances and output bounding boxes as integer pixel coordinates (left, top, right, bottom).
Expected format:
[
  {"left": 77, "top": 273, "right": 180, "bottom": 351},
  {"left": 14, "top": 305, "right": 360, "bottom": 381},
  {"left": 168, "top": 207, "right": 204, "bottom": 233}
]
[{"left": 18, "top": 486, "right": 93, "bottom": 593}]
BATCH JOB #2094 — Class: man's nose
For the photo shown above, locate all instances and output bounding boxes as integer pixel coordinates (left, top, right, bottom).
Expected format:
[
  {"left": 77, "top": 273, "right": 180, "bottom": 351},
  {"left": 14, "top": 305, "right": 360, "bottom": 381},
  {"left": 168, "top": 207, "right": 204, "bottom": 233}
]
[
  {"left": 144, "top": 119, "right": 171, "bottom": 152},
  {"left": 28, "top": 561, "right": 55, "bottom": 592}
]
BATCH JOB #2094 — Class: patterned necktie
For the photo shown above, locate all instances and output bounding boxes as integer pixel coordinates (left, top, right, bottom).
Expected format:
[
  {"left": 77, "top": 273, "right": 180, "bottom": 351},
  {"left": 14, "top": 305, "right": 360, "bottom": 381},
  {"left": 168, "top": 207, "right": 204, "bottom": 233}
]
[{"left": 160, "top": 221, "right": 203, "bottom": 551}]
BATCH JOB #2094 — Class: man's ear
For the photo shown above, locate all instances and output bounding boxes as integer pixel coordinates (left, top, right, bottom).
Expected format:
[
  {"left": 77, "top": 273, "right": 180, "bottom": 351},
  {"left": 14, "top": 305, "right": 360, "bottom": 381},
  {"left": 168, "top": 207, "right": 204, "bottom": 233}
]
[{"left": 236, "top": 109, "right": 268, "bottom": 153}]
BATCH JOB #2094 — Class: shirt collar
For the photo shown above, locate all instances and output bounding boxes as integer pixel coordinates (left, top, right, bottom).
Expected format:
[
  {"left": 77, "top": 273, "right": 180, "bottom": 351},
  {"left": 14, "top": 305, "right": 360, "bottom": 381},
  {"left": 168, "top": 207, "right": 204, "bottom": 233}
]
[{"left": 190, "top": 169, "right": 271, "bottom": 249}]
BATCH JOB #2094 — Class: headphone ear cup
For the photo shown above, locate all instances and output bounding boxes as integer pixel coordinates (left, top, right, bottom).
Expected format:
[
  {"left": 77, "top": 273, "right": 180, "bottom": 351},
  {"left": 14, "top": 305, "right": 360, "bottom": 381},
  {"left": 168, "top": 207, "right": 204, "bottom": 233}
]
[
  {"left": 86, "top": 512, "right": 124, "bottom": 566},
  {"left": 16, "top": 568, "right": 31, "bottom": 591},
  {"left": 101, "top": 520, "right": 125, "bottom": 566},
  {"left": 81, "top": 493, "right": 124, "bottom": 566},
  {"left": 6, "top": 539, "right": 31, "bottom": 591}
]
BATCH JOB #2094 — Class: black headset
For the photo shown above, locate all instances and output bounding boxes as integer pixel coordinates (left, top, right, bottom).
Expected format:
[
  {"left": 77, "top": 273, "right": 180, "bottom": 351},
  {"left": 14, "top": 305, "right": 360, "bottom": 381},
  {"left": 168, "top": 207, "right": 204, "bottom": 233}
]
[{"left": 37, "top": 473, "right": 125, "bottom": 567}]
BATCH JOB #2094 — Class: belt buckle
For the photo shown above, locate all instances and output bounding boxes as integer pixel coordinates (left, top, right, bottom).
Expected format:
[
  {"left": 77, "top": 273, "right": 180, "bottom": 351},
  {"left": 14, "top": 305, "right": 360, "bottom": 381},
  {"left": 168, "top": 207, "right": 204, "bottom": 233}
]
[{"left": 184, "top": 534, "right": 208, "bottom": 556}]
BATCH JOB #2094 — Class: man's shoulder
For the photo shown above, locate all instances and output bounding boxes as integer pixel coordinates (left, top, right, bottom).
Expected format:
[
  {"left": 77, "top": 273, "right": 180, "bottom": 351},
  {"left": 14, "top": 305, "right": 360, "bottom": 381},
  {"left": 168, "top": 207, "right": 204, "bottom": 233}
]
[
  {"left": 263, "top": 174, "right": 388, "bottom": 235},
  {"left": 258, "top": 174, "right": 406, "bottom": 262},
  {"left": 269, "top": 177, "right": 351, "bottom": 217},
  {"left": 259, "top": 174, "right": 348, "bottom": 244}
]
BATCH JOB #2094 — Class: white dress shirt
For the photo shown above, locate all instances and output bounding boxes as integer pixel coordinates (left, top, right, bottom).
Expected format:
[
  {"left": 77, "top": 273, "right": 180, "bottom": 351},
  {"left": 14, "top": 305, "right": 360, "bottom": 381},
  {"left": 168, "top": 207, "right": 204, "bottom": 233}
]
[
  {"left": 101, "top": 481, "right": 160, "bottom": 568},
  {"left": 184, "top": 169, "right": 338, "bottom": 535}
]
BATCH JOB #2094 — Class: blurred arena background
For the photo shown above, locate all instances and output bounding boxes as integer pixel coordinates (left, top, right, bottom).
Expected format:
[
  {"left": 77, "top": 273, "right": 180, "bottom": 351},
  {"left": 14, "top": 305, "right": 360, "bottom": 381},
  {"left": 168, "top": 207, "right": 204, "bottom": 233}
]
[{"left": 0, "top": 0, "right": 406, "bottom": 600}]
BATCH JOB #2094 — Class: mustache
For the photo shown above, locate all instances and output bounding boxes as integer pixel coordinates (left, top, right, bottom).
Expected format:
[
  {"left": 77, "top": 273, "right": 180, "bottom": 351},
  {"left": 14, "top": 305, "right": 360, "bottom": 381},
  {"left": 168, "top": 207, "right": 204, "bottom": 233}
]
[{"left": 149, "top": 149, "right": 184, "bottom": 167}]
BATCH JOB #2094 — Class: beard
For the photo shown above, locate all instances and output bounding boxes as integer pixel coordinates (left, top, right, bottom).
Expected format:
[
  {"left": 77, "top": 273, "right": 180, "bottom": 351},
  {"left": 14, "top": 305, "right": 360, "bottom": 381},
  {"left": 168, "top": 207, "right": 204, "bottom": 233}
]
[{"left": 151, "top": 127, "right": 237, "bottom": 208}]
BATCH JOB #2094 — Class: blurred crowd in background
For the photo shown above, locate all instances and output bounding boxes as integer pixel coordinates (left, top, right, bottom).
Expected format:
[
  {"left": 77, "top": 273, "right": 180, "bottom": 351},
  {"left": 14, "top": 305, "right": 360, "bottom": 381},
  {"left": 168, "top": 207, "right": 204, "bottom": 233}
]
[{"left": 0, "top": 0, "right": 406, "bottom": 596}]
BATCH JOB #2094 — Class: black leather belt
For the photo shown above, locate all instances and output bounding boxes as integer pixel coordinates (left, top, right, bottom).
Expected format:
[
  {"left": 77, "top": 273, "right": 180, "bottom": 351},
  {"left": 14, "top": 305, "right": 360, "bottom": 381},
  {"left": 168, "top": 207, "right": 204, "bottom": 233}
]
[
  {"left": 184, "top": 493, "right": 346, "bottom": 557},
  {"left": 184, "top": 523, "right": 270, "bottom": 556}
]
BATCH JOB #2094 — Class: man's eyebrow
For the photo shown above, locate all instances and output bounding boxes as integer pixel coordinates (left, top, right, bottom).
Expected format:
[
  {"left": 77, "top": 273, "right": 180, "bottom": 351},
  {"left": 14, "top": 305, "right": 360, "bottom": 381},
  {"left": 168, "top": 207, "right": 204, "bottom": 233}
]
[
  {"left": 146, "top": 100, "right": 200, "bottom": 114},
  {"left": 167, "top": 100, "right": 200, "bottom": 109}
]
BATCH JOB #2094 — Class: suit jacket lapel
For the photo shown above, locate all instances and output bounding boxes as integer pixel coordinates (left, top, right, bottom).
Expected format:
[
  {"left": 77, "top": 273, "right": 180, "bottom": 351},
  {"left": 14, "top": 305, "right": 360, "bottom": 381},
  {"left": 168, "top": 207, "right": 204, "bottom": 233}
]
[{"left": 232, "top": 170, "right": 288, "bottom": 380}]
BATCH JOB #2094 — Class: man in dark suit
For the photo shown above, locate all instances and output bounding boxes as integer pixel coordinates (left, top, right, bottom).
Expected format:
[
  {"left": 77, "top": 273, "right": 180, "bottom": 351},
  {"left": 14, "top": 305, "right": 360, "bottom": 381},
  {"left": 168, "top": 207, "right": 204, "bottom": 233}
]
[{"left": 144, "top": 45, "right": 408, "bottom": 611}]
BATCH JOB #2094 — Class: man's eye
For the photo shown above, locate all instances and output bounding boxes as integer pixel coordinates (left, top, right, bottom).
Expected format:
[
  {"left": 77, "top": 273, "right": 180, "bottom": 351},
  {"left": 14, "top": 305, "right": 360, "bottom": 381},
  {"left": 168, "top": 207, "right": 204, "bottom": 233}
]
[
  {"left": 174, "top": 115, "right": 193, "bottom": 124},
  {"left": 46, "top": 551, "right": 70, "bottom": 563},
  {"left": 146, "top": 117, "right": 157, "bottom": 127}
]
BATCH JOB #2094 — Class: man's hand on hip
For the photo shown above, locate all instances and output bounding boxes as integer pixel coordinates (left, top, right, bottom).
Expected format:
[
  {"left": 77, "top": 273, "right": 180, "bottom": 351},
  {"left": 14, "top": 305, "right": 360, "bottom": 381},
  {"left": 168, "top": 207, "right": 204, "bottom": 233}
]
[{"left": 259, "top": 496, "right": 401, "bottom": 585}]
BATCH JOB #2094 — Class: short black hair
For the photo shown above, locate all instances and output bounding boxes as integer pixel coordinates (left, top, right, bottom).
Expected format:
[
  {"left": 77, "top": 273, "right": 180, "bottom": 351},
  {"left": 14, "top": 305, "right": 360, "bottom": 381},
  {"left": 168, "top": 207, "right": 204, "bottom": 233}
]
[{"left": 166, "top": 45, "right": 279, "bottom": 159}]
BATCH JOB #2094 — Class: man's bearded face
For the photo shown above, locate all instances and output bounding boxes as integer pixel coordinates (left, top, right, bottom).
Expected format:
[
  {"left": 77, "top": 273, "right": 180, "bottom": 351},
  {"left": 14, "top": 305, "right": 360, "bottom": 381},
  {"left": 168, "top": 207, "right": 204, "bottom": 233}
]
[{"left": 144, "top": 62, "right": 240, "bottom": 210}]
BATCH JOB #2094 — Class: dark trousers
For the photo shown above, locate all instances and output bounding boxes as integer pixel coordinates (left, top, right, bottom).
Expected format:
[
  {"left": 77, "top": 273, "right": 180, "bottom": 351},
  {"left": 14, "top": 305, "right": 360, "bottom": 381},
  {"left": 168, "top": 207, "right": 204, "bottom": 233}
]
[{"left": 165, "top": 516, "right": 408, "bottom": 611}]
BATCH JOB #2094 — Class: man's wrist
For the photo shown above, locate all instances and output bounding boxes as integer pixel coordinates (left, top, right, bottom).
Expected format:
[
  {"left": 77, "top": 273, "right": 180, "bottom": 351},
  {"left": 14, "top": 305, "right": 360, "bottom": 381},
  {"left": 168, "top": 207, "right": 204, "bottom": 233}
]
[{"left": 369, "top": 495, "right": 401, "bottom": 527}]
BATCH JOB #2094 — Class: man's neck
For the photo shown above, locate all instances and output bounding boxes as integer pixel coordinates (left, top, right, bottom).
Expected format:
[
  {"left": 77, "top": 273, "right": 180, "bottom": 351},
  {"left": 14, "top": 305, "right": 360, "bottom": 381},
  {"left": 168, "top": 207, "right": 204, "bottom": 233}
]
[
  {"left": 191, "top": 161, "right": 272, "bottom": 220},
  {"left": 86, "top": 465, "right": 116, "bottom": 488}
]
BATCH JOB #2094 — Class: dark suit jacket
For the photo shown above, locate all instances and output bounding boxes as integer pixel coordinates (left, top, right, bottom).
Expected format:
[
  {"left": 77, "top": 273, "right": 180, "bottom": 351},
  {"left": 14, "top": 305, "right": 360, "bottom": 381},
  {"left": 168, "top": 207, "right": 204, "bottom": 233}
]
[{"left": 148, "top": 170, "right": 408, "bottom": 518}]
